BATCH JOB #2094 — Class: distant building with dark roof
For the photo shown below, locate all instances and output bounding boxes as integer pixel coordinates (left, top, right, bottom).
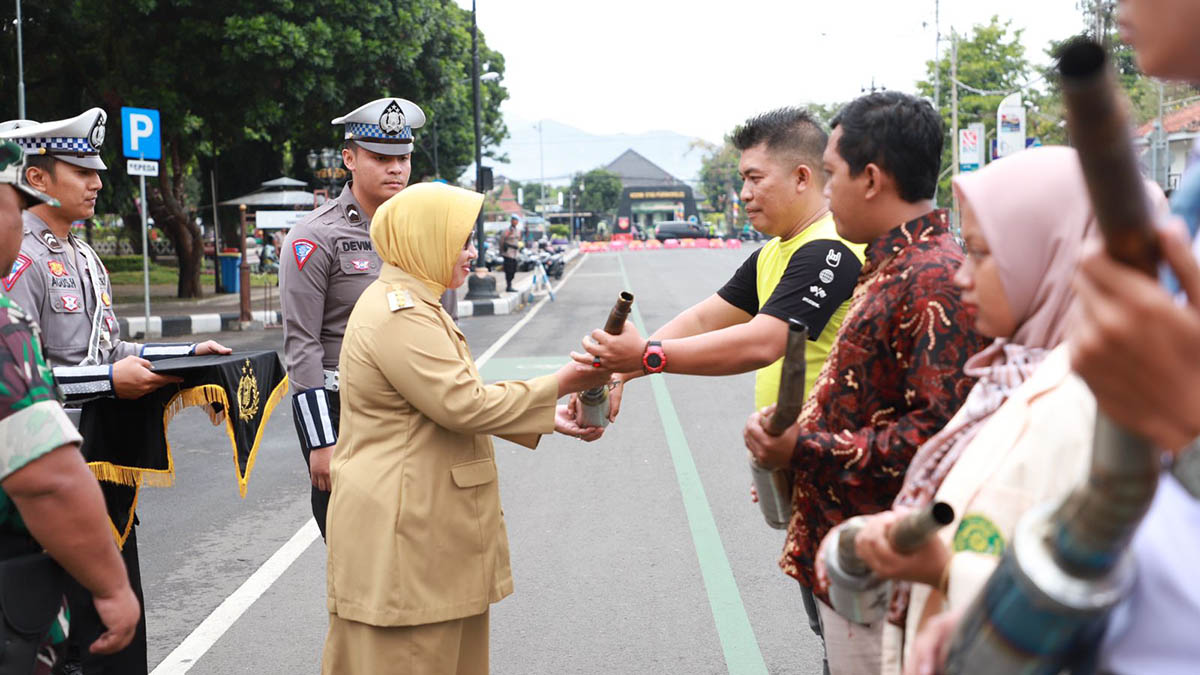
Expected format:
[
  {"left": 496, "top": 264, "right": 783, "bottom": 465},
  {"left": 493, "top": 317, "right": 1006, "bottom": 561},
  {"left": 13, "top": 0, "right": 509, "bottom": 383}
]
[{"left": 603, "top": 149, "right": 699, "bottom": 237}]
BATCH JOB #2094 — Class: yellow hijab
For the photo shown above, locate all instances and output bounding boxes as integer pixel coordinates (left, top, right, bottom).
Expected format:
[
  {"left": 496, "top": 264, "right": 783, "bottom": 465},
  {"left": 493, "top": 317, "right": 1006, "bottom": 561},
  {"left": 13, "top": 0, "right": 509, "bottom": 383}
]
[{"left": 370, "top": 182, "right": 483, "bottom": 296}]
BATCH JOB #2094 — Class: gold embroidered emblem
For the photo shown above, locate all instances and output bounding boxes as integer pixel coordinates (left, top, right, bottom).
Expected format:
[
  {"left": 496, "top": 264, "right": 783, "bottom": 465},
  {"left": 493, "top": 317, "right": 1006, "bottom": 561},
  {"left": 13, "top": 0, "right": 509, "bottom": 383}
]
[{"left": 237, "top": 358, "right": 260, "bottom": 421}]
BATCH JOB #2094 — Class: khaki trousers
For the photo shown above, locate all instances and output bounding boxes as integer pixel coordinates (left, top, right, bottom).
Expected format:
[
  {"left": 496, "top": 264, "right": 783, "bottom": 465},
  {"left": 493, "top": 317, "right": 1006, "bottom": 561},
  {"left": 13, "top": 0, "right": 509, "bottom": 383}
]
[{"left": 322, "top": 609, "right": 489, "bottom": 675}]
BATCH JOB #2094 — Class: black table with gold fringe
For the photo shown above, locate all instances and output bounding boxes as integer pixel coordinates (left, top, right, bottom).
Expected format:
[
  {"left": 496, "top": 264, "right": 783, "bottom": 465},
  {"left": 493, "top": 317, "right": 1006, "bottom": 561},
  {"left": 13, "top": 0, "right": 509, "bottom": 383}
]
[{"left": 78, "top": 351, "right": 289, "bottom": 546}]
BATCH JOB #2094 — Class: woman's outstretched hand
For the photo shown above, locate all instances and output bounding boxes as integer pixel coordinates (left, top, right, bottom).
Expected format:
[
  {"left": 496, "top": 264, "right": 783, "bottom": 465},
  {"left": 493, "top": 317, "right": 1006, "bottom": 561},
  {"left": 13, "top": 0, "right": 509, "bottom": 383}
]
[
  {"left": 555, "top": 361, "right": 613, "bottom": 398},
  {"left": 554, "top": 404, "right": 605, "bottom": 441}
]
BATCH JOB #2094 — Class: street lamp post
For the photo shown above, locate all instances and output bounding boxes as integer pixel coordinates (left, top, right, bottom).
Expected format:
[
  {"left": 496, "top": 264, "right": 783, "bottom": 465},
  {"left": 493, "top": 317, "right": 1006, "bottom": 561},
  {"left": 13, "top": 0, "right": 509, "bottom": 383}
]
[
  {"left": 308, "top": 148, "right": 344, "bottom": 202},
  {"left": 464, "top": 0, "right": 499, "bottom": 303},
  {"left": 472, "top": 0, "right": 485, "bottom": 257},
  {"left": 15, "top": 0, "right": 25, "bottom": 118}
]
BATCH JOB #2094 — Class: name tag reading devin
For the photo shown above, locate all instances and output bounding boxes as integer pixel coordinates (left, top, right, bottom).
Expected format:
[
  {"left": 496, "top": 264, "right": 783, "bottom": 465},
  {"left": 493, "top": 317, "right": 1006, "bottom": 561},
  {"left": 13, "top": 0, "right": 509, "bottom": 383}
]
[{"left": 387, "top": 287, "right": 415, "bottom": 312}]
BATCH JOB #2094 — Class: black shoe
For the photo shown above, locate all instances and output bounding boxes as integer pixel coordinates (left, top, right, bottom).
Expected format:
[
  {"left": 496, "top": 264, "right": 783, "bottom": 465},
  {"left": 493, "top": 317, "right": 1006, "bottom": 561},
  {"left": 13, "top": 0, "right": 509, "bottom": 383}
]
[{"left": 505, "top": 286, "right": 514, "bottom": 292}]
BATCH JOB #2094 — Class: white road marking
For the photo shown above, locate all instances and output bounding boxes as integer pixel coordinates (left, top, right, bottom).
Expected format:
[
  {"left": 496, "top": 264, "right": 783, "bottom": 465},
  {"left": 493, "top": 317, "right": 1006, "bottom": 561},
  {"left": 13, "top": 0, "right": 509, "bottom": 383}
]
[
  {"left": 150, "top": 520, "right": 320, "bottom": 674},
  {"left": 150, "top": 253, "right": 590, "bottom": 673},
  {"left": 474, "top": 253, "right": 589, "bottom": 368}
]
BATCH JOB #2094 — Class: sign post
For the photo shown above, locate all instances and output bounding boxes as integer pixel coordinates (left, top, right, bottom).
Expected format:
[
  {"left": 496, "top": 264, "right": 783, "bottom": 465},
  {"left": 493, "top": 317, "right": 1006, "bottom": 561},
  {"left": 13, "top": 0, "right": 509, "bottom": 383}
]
[
  {"left": 121, "top": 107, "right": 161, "bottom": 333},
  {"left": 996, "top": 93, "right": 1027, "bottom": 159},
  {"left": 958, "top": 122, "right": 986, "bottom": 172}
]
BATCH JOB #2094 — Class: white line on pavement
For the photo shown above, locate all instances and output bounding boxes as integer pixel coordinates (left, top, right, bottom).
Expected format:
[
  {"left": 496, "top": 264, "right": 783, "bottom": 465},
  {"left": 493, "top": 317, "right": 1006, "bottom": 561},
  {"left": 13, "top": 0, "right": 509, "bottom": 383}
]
[
  {"left": 150, "top": 519, "right": 320, "bottom": 674},
  {"left": 474, "top": 253, "right": 589, "bottom": 368},
  {"left": 151, "top": 253, "right": 590, "bottom": 673}
]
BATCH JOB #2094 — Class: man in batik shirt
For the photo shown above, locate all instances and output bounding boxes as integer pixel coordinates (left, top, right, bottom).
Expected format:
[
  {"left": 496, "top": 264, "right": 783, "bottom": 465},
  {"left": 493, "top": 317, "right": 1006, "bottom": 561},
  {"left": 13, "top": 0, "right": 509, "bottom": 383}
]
[{"left": 744, "top": 92, "right": 986, "bottom": 674}]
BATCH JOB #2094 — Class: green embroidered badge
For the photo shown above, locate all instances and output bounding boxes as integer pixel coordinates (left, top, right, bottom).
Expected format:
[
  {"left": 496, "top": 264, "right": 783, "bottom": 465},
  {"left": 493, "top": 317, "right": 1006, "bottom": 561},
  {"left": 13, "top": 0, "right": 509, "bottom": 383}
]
[{"left": 953, "top": 514, "right": 1005, "bottom": 555}]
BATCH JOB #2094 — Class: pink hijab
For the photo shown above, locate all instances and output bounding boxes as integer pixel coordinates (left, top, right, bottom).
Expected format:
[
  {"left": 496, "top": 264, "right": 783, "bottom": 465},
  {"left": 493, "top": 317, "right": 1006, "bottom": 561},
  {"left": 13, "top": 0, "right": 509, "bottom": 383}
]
[{"left": 887, "top": 146, "right": 1098, "bottom": 624}]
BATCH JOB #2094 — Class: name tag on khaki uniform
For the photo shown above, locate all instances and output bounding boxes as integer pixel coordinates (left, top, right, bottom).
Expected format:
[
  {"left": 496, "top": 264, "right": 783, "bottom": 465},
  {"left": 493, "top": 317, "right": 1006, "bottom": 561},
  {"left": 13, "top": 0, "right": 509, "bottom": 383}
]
[{"left": 387, "top": 287, "right": 414, "bottom": 312}]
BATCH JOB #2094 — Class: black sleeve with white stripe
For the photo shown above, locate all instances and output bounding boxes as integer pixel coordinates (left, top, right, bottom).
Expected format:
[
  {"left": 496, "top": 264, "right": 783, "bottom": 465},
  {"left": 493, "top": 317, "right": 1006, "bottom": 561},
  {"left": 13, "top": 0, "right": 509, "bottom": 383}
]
[
  {"left": 53, "top": 364, "right": 114, "bottom": 403},
  {"left": 292, "top": 387, "right": 337, "bottom": 451},
  {"left": 140, "top": 343, "right": 196, "bottom": 361}
]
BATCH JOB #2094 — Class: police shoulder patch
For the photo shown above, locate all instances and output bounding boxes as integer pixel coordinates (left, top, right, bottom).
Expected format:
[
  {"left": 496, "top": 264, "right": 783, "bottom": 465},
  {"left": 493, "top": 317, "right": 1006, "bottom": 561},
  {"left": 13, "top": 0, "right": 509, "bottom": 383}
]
[
  {"left": 40, "top": 231, "right": 63, "bottom": 252},
  {"left": 952, "top": 513, "right": 1005, "bottom": 556},
  {"left": 293, "top": 239, "right": 317, "bottom": 271},
  {"left": 2, "top": 254, "right": 32, "bottom": 291}
]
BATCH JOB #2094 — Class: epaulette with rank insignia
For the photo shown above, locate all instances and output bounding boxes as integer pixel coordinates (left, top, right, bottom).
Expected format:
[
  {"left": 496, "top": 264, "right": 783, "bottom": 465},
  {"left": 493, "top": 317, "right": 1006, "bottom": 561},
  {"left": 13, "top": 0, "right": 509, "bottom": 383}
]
[{"left": 387, "top": 286, "right": 414, "bottom": 312}]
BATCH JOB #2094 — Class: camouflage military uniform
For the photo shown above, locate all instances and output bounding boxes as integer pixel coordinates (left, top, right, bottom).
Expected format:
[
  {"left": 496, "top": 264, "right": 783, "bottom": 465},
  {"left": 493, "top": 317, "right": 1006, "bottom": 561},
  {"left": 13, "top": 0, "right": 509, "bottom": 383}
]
[{"left": 0, "top": 293, "right": 82, "bottom": 673}]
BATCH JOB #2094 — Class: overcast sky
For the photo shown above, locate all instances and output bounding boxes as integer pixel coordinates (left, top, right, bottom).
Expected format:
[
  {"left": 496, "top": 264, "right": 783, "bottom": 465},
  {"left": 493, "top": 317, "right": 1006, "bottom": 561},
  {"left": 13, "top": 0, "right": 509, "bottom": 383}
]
[{"left": 457, "top": 0, "right": 1090, "bottom": 144}]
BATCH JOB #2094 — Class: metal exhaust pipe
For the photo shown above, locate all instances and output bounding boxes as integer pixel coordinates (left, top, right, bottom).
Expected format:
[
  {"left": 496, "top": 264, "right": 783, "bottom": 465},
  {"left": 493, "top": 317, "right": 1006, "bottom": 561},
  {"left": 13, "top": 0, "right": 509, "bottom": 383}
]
[
  {"left": 749, "top": 318, "right": 808, "bottom": 529},
  {"left": 578, "top": 292, "right": 634, "bottom": 428}
]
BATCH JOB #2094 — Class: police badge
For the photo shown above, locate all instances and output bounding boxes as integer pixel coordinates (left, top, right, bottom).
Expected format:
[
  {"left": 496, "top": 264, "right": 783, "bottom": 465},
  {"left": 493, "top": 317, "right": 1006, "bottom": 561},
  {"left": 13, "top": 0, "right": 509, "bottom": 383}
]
[
  {"left": 379, "top": 100, "right": 406, "bottom": 136},
  {"left": 88, "top": 111, "right": 107, "bottom": 149}
]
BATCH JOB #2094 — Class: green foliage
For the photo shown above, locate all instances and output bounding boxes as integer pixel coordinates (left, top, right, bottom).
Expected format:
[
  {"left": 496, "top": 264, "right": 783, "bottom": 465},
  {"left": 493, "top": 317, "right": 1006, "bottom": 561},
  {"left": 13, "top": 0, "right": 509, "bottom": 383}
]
[
  {"left": 516, "top": 181, "right": 553, "bottom": 212},
  {"left": 548, "top": 224, "right": 569, "bottom": 238},
  {"left": 916, "top": 17, "right": 1031, "bottom": 207},
  {"left": 696, "top": 138, "right": 741, "bottom": 217},
  {"left": 0, "top": 0, "right": 511, "bottom": 296},
  {"left": 569, "top": 169, "right": 622, "bottom": 215},
  {"left": 100, "top": 256, "right": 151, "bottom": 273}
]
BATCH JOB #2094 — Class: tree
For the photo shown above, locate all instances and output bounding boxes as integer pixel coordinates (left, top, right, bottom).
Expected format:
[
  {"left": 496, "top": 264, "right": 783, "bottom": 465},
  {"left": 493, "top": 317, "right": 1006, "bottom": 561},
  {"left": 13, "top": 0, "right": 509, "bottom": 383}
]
[
  {"left": 0, "top": 0, "right": 510, "bottom": 297},
  {"left": 916, "top": 16, "right": 1032, "bottom": 207},
  {"left": 569, "top": 169, "right": 622, "bottom": 216},
  {"left": 517, "top": 182, "right": 551, "bottom": 212},
  {"left": 696, "top": 138, "right": 741, "bottom": 225}
]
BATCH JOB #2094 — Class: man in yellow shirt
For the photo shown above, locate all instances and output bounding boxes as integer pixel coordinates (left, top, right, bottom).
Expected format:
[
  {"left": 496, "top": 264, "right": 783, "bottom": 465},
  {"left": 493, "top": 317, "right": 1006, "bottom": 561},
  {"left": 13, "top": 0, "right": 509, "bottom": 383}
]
[{"left": 579, "top": 107, "right": 864, "bottom": 412}]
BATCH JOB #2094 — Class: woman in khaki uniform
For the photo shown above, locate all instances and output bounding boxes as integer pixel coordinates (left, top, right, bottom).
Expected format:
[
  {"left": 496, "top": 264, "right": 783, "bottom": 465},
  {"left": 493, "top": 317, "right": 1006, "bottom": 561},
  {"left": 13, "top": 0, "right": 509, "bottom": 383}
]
[{"left": 323, "top": 182, "right": 609, "bottom": 674}]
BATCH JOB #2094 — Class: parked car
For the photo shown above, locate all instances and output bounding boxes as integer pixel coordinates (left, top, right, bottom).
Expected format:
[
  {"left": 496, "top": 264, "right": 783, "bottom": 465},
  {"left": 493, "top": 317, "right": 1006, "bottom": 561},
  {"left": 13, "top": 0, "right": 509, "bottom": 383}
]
[{"left": 654, "top": 220, "right": 711, "bottom": 241}]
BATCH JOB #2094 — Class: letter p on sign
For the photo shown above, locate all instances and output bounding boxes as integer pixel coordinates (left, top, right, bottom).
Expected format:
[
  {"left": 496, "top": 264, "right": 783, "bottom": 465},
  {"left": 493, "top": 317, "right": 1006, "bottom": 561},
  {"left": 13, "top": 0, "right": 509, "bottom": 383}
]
[{"left": 121, "top": 107, "right": 161, "bottom": 160}]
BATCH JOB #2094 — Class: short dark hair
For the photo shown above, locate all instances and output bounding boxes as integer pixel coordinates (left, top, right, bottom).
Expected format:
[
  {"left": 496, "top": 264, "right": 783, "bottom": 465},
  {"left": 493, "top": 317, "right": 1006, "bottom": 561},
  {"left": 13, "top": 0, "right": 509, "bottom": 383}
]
[
  {"left": 731, "top": 107, "right": 827, "bottom": 176},
  {"left": 24, "top": 154, "right": 57, "bottom": 180},
  {"left": 830, "top": 92, "right": 943, "bottom": 202}
]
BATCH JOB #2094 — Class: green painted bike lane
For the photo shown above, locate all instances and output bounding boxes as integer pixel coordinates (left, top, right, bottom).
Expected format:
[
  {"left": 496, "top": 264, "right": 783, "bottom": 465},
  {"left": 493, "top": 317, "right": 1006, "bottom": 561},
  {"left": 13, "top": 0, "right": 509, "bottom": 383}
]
[{"left": 480, "top": 253, "right": 768, "bottom": 675}]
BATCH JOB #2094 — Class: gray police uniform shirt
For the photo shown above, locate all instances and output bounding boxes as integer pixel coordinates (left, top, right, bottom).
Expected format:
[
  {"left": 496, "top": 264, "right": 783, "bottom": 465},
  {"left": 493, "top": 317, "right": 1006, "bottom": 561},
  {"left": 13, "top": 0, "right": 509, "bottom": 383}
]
[
  {"left": 2, "top": 212, "right": 193, "bottom": 402},
  {"left": 280, "top": 184, "right": 381, "bottom": 449}
]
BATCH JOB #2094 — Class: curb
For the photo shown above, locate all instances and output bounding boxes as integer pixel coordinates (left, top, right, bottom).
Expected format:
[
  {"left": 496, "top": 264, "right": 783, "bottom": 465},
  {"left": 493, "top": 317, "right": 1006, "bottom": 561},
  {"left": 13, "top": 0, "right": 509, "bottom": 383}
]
[
  {"left": 117, "top": 249, "right": 581, "bottom": 337},
  {"left": 456, "top": 248, "right": 578, "bottom": 318},
  {"left": 119, "top": 310, "right": 282, "bottom": 339}
]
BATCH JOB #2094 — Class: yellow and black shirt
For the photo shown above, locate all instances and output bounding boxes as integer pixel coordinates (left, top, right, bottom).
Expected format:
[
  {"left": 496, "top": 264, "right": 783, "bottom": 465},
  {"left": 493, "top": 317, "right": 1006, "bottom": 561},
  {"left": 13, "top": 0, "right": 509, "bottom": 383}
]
[{"left": 717, "top": 213, "right": 865, "bottom": 409}]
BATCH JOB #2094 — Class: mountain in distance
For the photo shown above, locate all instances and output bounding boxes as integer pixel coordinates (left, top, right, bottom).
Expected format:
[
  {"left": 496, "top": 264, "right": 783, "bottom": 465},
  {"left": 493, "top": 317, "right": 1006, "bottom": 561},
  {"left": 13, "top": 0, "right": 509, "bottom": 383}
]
[{"left": 478, "top": 115, "right": 709, "bottom": 186}]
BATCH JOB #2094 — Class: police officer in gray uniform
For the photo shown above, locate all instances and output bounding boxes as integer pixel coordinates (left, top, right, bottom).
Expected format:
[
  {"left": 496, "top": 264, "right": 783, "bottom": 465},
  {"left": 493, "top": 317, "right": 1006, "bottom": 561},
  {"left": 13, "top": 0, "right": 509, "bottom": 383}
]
[
  {"left": 0, "top": 109, "right": 229, "bottom": 675},
  {"left": 281, "top": 97, "right": 425, "bottom": 538}
]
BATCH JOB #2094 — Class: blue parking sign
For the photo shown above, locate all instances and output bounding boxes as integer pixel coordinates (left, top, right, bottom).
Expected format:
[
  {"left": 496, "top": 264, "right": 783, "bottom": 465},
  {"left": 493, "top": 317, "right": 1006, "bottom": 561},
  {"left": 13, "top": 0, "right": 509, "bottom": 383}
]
[{"left": 121, "top": 107, "right": 161, "bottom": 160}]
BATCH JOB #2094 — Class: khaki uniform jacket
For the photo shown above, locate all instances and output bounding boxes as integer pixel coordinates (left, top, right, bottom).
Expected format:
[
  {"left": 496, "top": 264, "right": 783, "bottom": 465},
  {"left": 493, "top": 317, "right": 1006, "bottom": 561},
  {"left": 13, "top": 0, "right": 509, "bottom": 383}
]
[{"left": 326, "top": 264, "right": 557, "bottom": 627}]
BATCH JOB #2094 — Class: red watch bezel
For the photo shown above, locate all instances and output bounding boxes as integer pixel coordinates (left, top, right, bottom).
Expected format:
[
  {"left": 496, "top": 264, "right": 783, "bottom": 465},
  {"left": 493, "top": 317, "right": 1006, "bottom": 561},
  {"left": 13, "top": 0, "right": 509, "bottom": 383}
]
[{"left": 642, "top": 341, "right": 666, "bottom": 374}]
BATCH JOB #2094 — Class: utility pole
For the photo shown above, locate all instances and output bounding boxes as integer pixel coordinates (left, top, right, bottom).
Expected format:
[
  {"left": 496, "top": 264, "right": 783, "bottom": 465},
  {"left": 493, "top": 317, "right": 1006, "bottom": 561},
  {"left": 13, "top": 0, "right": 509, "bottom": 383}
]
[
  {"left": 1155, "top": 80, "right": 1167, "bottom": 189},
  {"left": 951, "top": 30, "right": 959, "bottom": 178},
  {"left": 933, "top": 0, "right": 940, "bottom": 111},
  {"left": 15, "top": 0, "right": 25, "bottom": 118},
  {"left": 431, "top": 117, "right": 440, "bottom": 179},
  {"left": 537, "top": 121, "right": 546, "bottom": 206}
]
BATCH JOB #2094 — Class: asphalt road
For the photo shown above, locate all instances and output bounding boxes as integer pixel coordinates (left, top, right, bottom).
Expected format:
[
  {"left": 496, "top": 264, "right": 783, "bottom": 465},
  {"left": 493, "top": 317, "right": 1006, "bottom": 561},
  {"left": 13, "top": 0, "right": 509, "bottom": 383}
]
[{"left": 135, "top": 247, "right": 823, "bottom": 674}]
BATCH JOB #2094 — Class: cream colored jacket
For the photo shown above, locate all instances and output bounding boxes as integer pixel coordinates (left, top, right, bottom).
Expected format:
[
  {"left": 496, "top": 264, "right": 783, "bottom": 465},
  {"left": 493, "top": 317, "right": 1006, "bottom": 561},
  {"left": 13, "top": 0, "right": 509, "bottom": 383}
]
[
  {"left": 326, "top": 265, "right": 557, "bottom": 627},
  {"left": 882, "top": 346, "right": 1096, "bottom": 671}
]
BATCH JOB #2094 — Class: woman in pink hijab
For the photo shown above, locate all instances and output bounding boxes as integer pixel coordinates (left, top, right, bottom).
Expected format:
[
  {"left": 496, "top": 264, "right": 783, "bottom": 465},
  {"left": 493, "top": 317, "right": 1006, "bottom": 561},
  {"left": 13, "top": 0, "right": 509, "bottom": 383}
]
[{"left": 813, "top": 146, "right": 1165, "bottom": 674}]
